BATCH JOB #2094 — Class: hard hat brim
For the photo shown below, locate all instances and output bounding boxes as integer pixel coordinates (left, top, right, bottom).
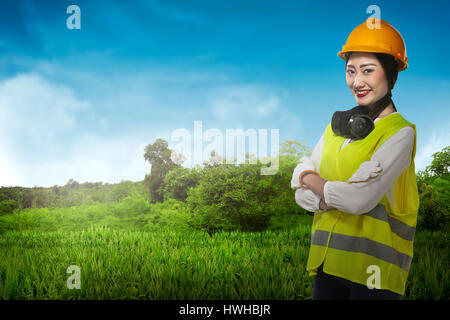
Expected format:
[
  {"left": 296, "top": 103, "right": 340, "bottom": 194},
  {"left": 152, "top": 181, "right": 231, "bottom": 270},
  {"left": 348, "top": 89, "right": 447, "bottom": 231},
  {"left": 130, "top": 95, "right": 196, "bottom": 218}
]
[{"left": 337, "top": 49, "right": 408, "bottom": 71}]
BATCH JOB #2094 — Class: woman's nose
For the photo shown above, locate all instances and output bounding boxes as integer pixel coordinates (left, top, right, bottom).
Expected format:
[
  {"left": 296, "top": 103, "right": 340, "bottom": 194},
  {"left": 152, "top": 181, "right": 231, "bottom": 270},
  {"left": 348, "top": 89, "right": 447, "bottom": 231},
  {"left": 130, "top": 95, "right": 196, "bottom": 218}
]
[{"left": 353, "top": 75, "right": 365, "bottom": 90}]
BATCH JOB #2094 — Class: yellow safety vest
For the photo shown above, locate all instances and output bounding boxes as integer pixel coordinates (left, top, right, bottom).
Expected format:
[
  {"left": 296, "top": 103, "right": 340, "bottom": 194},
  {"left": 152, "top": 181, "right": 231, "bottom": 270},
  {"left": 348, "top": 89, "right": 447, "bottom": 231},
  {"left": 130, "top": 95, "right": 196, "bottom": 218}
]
[{"left": 306, "top": 113, "right": 419, "bottom": 295}]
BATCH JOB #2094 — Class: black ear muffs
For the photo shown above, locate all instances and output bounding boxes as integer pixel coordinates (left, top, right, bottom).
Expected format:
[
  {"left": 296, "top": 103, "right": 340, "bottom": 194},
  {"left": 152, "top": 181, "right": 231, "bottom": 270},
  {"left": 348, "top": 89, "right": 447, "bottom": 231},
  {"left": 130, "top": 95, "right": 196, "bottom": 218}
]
[
  {"left": 332, "top": 91, "right": 393, "bottom": 140},
  {"left": 332, "top": 105, "right": 374, "bottom": 139}
]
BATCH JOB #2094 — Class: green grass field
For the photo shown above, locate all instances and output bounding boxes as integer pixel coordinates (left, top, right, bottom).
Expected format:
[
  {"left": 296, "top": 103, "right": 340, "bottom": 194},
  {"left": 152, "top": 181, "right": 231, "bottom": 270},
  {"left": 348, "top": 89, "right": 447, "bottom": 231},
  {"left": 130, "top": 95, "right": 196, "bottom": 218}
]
[{"left": 0, "top": 198, "right": 448, "bottom": 300}]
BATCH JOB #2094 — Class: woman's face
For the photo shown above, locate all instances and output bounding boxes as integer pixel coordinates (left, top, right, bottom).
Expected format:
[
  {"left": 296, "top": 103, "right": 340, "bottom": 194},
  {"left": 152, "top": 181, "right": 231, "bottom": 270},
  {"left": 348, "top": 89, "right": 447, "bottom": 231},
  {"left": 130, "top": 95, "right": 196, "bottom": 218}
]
[{"left": 345, "top": 52, "right": 389, "bottom": 107}]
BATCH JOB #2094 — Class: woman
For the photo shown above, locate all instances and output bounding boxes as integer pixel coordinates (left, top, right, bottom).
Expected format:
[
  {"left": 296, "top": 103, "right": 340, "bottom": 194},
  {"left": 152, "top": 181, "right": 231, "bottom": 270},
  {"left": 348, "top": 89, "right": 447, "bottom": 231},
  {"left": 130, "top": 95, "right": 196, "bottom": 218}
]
[{"left": 291, "top": 18, "right": 419, "bottom": 300}]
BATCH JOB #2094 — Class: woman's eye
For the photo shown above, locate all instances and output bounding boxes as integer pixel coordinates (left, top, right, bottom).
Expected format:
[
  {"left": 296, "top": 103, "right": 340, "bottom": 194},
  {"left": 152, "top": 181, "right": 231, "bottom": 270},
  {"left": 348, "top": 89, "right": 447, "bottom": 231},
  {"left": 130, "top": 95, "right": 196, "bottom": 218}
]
[
  {"left": 346, "top": 69, "right": 354, "bottom": 74},
  {"left": 363, "top": 69, "right": 373, "bottom": 74}
]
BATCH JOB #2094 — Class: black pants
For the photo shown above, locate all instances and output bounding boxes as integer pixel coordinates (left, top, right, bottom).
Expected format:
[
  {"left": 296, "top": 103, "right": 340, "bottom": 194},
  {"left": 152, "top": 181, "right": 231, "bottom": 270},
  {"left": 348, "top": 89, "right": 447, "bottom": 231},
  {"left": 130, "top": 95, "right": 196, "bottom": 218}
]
[{"left": 312, "top": 265, "right": 403, "bottom": 300}]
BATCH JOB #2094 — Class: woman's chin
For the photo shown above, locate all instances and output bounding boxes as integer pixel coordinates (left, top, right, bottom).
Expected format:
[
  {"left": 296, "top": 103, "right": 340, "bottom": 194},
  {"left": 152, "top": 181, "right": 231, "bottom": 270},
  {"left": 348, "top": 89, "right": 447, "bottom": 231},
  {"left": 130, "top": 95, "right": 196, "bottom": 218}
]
[{"left": 355, "top": 96, "right": 373, "bottom": 106}]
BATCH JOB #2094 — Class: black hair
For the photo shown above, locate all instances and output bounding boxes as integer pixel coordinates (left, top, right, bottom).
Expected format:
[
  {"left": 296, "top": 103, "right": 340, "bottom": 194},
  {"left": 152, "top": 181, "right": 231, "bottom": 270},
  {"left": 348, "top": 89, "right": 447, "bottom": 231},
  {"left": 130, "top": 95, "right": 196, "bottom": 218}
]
[{"left": 344, "top": 51, "right": 399, "bottom": 115}]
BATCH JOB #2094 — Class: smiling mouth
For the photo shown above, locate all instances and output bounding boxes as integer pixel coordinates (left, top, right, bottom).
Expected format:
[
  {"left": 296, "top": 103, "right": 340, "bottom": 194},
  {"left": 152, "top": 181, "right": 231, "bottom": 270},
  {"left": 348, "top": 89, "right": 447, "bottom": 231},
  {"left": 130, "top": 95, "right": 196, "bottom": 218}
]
[{"left": 356, "top": 90, "right": 370, "bottom": 97}]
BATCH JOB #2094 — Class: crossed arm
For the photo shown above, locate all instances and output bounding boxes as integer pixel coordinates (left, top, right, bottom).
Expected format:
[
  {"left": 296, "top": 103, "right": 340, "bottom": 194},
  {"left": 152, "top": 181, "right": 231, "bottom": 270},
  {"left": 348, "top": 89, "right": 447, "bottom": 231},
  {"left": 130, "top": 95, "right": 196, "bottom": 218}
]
[
  {"left": 294, "top": 126, "right": 415, "bottom": 214},
  {"left": 301, "top": 174, "right": 329, "bottom": 210}
]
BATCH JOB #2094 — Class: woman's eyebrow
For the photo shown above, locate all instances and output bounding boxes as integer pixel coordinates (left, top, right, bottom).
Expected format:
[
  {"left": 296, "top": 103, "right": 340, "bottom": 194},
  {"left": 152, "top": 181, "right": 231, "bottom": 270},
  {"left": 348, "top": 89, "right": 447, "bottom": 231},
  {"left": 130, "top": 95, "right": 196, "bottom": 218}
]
[{"left": 346, "top": 63, "right": 377, "bottom": 69}]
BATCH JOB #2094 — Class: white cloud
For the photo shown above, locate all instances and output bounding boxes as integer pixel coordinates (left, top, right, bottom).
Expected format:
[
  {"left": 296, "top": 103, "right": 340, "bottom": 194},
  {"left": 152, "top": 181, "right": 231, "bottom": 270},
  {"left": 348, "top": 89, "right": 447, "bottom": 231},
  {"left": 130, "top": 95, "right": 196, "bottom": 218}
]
[
  {"left": 415, "top": 124, "right": 450, "bottom": 172},
  {"left": 0, "top": 73, "right": 89, "bottom": 186},
  {"left": 0, "top": 73, "right": 90, "bottom": 146},
  {"left": 0, "top": 73, "right": 151, "bottom": 187}
]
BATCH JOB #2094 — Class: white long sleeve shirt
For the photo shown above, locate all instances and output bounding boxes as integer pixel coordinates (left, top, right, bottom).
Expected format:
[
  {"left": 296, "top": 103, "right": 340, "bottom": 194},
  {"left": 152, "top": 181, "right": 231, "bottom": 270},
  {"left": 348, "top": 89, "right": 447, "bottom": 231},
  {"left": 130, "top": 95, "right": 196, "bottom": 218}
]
[{"left": 297, "top": 113, "right": 415, "bottom": 215}]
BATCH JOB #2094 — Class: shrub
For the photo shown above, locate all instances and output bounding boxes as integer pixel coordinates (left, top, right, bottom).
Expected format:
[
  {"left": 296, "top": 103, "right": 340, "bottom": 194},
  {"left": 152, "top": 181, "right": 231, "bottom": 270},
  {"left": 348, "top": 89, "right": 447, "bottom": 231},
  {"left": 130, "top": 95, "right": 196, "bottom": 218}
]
[
  {"left": 417, "top": 181, "right": 449, "bottom": 230},
  {"left": 163, "top": 167, "right": 201, "bottom": 202},
  {"left": 0, "top": 199, "right": 18, "bottom": 216}
]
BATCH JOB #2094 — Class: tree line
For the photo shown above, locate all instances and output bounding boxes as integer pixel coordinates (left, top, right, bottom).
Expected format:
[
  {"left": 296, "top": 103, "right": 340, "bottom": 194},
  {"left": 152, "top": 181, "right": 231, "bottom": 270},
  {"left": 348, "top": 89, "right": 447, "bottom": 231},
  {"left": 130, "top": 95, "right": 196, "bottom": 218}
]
[
  {"left": 0, "top": 179, "right": 148, "bottom": 215},
  {"left": 0, "top": 140, "right": 448, "bottom": 233}
]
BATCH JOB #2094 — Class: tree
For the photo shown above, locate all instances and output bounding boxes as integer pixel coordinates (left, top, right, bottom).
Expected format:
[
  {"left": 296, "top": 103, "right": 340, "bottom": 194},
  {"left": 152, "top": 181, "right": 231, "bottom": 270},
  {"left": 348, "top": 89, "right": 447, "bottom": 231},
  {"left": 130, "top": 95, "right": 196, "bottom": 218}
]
[
  {"left": 428, "top": 146, "right": 450, "bottom": 179},
  {"left": 186, "top": 163, "right": 269, "bottom": 234},
  {"left": 280, "top": 139, "right": 311, "bottom": 162},
  {"left": 111, "top": 180, "right": 138, "bottom": 202},
  {"left": 143, "top": 139, "right": 180, "bottom": 203},
  {"left": 416, "top": 145, "right": 450, "bottom": 230},
  {"left": 65, "top": 179, "right": 80, "bottom": 189},
  {"left": 163, "top": 167, "right": 201, "bottom": 202}
]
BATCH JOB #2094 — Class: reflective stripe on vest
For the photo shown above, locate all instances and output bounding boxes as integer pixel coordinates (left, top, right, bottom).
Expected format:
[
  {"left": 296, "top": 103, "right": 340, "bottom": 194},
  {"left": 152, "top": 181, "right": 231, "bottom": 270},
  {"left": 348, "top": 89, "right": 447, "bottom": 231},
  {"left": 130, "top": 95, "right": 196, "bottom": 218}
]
[
  {"left": 312, "top": 230, "right": 412, "bottom": 272},
  {"left": 311, "top": 204, "right": 414, "bottom": 272},
  {"left": 365, "top": 204, "right": 416, "bottom": 242}
]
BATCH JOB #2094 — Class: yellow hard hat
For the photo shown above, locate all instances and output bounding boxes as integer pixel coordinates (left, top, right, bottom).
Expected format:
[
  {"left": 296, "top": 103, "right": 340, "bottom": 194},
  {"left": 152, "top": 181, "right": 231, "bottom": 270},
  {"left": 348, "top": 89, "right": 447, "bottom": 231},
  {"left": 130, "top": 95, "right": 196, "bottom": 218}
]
[{"left": 337, "top": 18, "right": 408, "bottom": 71}]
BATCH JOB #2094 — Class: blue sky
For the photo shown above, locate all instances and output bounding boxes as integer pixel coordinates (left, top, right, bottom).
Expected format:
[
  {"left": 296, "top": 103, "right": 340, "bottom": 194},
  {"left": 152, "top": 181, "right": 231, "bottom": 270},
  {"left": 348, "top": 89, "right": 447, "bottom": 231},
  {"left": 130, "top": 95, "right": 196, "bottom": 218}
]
[{"left": 0, "top": 0, "right": 449, "bottom": 187}]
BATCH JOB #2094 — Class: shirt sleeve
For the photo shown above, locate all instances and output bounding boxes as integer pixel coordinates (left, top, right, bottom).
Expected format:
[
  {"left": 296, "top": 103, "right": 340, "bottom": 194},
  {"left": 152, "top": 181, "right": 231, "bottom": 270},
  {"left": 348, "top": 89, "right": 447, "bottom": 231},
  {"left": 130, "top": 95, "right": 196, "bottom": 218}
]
[
  {"left": 293, "top": 131, "right": 326, "bottom": 211},
  {"left": 323, "top": 126, "right": 415, "bottom": 215}
]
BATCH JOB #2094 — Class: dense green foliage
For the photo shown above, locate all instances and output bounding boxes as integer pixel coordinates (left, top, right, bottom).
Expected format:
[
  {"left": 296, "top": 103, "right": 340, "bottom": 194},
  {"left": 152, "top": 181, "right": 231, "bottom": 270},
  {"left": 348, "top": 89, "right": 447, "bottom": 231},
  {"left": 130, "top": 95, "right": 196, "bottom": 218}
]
[
  {"left": 163, "top": 167, "right": 201, "bottom": 202},
  {"left": 416, "top": 146, "right": 450, "bottom": 230},
  {"left": 186, "top": 157, "right": 306, "bottom": 234}
]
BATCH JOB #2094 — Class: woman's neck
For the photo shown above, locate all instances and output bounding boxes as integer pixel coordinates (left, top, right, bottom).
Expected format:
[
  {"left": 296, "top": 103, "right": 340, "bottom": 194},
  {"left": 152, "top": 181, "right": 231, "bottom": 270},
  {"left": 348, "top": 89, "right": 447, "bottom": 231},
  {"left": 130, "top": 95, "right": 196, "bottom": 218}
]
[{"left": 374, "top": 102, "right": 395, "bottom": 119}]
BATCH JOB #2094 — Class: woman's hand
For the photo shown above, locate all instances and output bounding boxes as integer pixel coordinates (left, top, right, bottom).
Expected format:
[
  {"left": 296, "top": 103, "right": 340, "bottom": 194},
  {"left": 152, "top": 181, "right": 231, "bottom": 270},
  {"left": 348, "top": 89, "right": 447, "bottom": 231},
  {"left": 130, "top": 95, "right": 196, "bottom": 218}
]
[
  {"left": 347, "top": 160, "right": 383, "bottom": 184},
  {"left": 319, "top": 199, "right": 328, "bottom": 210}
]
